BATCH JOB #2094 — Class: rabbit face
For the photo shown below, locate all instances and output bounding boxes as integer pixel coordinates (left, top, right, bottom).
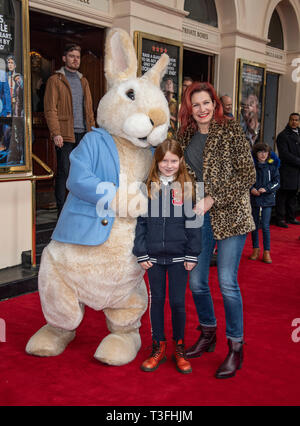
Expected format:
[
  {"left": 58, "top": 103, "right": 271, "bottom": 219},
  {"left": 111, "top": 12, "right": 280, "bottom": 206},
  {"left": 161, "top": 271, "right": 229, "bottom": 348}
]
[
  {"left": 96, "top": 28, "right": 171, "bottom": 148},
  {"left": 97, "top": 77, "right": 170, "bottom": 148}
]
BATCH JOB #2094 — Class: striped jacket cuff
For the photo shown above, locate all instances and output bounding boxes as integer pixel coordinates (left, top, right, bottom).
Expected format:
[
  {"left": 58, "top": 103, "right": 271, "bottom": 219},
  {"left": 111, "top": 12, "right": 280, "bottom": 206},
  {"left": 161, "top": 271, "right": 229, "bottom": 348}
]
[
  {"left": 185, "top": 255, "right": 198, "bottom": 263},
  {"left": 137, "top": 254, "right": 150, "bottom": 263}
]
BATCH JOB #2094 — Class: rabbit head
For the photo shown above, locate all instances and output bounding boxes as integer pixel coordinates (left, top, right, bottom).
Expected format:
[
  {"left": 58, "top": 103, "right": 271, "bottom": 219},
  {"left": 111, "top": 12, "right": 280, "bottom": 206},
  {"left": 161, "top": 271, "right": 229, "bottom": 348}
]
[{"left": 97, "top": 28, "right": 170, "bottom": 148}]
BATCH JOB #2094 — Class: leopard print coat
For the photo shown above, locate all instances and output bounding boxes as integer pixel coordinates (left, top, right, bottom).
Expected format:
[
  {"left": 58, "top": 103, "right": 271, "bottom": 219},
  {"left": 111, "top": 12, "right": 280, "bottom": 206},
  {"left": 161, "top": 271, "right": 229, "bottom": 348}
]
[{"left": 177, "top": 119, "right": 256, "bottom": 240}]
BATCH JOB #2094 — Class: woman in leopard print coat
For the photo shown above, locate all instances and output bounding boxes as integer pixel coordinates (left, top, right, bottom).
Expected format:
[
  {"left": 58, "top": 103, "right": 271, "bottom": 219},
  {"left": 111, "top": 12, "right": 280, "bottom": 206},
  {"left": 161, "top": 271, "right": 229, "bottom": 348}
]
[{"left": 177, "top": 82, "right": 256, "bottom": 379}]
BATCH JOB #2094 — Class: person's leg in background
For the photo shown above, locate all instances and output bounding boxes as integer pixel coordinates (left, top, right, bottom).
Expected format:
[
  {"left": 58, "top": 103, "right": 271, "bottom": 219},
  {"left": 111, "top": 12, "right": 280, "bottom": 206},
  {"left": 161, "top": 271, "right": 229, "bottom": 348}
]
[
  {"left": 249, "top": 206, "right": 260, "bottom": 260},
  {"left": 275, "top": 188, "right": 288, "bottom": 227},
  {"left": 55, "top": 142, "right": 75, "bottom": 217},
  {"left": 261, "top": 207, "right": 272, "bottom": 263},
  {"left": 286, "top": 190, "right": 300, "bottom": 224},
  {"left": 55, "top": 133, "right": 85, "bottom": 218}
]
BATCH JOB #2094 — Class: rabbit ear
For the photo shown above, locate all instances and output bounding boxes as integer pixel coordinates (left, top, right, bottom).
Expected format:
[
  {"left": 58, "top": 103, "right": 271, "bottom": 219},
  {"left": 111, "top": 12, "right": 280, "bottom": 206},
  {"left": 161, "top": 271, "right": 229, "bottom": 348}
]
[
  {"left": 142, "top": 53, "right": 170, "bottom": 87},
  {"left": 105, "top": 28, "right": 137, "bottom": 87}
]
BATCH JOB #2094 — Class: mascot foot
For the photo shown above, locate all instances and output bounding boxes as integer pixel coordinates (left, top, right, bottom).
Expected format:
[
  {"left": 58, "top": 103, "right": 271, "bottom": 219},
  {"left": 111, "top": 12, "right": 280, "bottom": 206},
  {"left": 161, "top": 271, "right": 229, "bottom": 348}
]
[
  {"left": 26, "top": 324, "right": 76, "bottom": 357},
  {"left": 94, "top": 331, "right": 141, "bottom": 366}
]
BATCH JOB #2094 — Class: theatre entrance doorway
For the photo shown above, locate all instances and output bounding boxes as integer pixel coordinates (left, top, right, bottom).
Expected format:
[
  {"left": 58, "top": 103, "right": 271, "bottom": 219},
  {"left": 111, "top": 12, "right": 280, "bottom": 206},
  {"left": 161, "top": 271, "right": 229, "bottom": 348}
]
[
  {"left": 182, "top": 49, "right": 215, "bottom": 87},
  {"left": 29, "top": 10, "right": 105, "bottom": 210}
]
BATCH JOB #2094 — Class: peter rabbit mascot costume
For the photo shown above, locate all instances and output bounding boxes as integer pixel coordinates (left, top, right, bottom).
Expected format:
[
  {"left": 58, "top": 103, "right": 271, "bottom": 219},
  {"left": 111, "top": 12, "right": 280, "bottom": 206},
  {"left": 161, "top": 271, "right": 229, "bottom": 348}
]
[{"left": 26, "top": 28, "right": 170, "bottom": 366}]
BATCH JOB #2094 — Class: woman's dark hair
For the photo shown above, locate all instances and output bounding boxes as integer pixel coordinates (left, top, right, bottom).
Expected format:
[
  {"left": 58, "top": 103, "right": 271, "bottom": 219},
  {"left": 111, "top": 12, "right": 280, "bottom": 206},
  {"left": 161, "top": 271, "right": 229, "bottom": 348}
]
[
  {"left": 252, "top": 143, "right": 271, "bottom": 160},
  {"left": 178, "top": 81, "right": 225, "bottom": 134}
]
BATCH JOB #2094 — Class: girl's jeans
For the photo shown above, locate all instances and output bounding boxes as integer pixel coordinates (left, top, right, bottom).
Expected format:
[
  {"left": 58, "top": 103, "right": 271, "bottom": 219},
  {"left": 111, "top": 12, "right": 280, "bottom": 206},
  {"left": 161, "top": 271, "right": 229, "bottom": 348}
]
[
  {"left": 251, "top": 206, "right": 272, "bottom": 251},
  {"left": 189, "top": 212, "right": 246, "bottom": 341},
  {"left": 147, "top": 262, "right": 188, "bottom": 342}
]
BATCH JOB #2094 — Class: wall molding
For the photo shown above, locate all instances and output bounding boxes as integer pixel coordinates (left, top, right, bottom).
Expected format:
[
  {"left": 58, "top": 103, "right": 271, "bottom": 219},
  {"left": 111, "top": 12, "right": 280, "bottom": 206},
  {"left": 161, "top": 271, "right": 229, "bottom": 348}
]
[
  {"left": 130, "top": 0, "right": 189, "bottom": 18},
  {"left": 29, "top": 0, "right": 113, "bottom": 26}
]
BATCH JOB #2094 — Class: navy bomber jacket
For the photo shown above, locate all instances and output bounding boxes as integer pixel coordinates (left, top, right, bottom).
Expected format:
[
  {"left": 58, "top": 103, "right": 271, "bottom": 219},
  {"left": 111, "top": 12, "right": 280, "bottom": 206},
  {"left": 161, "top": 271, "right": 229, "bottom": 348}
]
[
  {"left": 251, "top": 151, "right": 280, "bottom": 208},
  {"left": 133, "top": 183, "right": 202, "bottom": 265}
]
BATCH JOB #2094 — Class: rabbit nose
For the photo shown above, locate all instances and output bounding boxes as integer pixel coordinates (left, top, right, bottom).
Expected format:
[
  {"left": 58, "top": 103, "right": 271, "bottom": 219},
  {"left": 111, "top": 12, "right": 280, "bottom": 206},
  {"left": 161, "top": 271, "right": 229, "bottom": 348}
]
[{"left": 149, "top": 109, "right": 167, "bottom": 128}]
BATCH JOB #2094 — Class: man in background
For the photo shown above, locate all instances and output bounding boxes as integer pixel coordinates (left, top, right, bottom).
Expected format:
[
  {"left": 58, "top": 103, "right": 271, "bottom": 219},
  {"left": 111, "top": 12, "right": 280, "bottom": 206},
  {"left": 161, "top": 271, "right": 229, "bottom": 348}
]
[
  {"left": 182, "top": 76, "right": 193, "bottom": 95},
  {"left": 275, "top": 113, "right": 300, "bottom": 227},
  {"left": 220, "top": 94, "right": 233, "bottom": 118},
  {"left": 178, "top": 76, "right": 193, "bottom": 121},
  {"left": 44, "top": 43, "right": 95, "bottom": 217}
]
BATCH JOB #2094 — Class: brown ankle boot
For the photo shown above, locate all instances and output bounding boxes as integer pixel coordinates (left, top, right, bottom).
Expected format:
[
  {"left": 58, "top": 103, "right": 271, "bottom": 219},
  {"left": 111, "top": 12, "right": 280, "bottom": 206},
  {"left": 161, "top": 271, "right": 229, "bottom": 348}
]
[
  {"left": 215, "top": 339, "right": 244, "bottom": 379},
  {"left": 249, "top": 248, "right": 260, "bottom": 260},
  {"left": 173, "top": 340, "right": 192, "bottom": 374},
  {"left": 186, "top": 325, "right": 217, "bottom": 359},
  {"left": 141, "top": 340, "right": 167, "bottom": 372},
  {"left": 262, "top": 250, "right": 272, "bottom": 263}
]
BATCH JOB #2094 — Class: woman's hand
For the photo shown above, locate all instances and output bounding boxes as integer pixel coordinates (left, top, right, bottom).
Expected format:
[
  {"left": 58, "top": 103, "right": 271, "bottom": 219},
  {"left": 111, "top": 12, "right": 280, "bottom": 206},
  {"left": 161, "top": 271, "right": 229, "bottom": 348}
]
[
  {"left": 140, "top": 261, "right": 153, "bottom": 270},
  {"left": 194, "top": 195, "right": 215, "bottom": 215},
  {"left": 184, "top": 262, "right": 196, "bottom": 271},
  {"left": 251, "top": 188, "right": 260, "bottom": 196}
]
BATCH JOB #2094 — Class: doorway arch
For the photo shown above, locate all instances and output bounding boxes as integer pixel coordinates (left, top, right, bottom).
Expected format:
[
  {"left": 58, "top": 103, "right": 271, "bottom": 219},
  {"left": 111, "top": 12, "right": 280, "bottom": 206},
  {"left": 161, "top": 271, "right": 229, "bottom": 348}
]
[
  {"left": 264, "top": 0, "right": 300, "bottom": 51},
  {"left": 268, "top": 9, "right": 284, "bottom": 49},
  {"left": 214, "top": 0, "right": 237, "bottom": 32},
  {"left": 184, "top": 0, "right": 218, "bottom": 27}
]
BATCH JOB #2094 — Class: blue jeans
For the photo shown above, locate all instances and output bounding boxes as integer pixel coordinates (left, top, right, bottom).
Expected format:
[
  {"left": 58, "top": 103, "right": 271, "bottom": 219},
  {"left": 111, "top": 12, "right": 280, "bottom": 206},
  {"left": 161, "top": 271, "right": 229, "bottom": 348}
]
[
  {"left": 189, "top": 213, "right": 246, "bottom": 341},
  {"left": 251, "top": 206, "right": 272, "bottom": 251},
  {"left": 147, "top": 262, "right": 188, "bottom": 342}
]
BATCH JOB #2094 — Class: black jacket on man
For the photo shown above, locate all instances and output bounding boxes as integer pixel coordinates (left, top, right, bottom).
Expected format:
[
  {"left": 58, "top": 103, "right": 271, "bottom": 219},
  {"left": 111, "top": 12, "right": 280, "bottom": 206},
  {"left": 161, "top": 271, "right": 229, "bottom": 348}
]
[
  {"left": 276, "top": 125, "right": 300, "bottom": 191},
  {"left": 133, "top": 184, "right": 202, "bottom": 265}
]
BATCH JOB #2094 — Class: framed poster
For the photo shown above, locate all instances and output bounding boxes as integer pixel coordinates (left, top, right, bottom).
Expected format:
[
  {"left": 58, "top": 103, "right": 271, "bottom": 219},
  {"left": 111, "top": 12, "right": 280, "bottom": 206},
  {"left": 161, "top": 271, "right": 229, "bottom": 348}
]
[
  {"left": 134, "top": 31, "right": 183, "bottom": 139},
  {"left": 0, "top": 0, "right": 32, "bottom": 176},
  {"left": 236, "top": 59, "right": 266, "bottom": 146}
]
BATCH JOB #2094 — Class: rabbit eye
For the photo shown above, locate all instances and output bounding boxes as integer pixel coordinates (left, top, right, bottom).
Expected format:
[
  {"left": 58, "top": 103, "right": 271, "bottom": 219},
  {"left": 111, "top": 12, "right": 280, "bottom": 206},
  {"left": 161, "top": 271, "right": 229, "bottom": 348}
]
[{"left": 126, "top": 89, "right": 135, "bottom": 101}]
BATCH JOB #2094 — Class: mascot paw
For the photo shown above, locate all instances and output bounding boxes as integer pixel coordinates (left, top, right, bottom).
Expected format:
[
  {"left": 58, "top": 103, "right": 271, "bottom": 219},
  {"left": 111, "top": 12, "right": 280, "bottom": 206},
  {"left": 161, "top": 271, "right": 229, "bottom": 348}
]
[
  {"left": 26, "top": 324, "right": 76, "bottom": 357},
  {"left": 94, "top": 331, "right": 141, "bottom": 366}
]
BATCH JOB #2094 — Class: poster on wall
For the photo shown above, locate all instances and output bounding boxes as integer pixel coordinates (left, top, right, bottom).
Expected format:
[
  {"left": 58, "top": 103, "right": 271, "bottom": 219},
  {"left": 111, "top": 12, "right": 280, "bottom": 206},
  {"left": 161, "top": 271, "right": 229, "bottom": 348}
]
[
  {"left": 134, "top": 32, "right": 183, "bottom": 139},
  {"left": 0, "top": 0, "right": 31, "bottom": 176},
  {"left": 236, "top": 59, "right": 267, "bottom": 147}
]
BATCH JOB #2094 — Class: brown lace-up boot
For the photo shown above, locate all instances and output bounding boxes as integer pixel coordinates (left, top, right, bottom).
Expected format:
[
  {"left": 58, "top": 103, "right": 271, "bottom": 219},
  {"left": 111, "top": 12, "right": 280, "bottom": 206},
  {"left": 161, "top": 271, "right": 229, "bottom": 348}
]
[
  {"left": 141, "top": 340, "right": 167, "bottom": 372},
  {"left": 186, "top": 325, "right": 217, "bottom": 359},
  {"left": 172, "top": 339, "right": 192, "bottom": 374},
  {"left": 262, "top": 250, "right": 272, "bottom": 264},
  {"left": 215, "top": 339, "right": 244, "bottom": 379},
  {"left": 249, "top": 248, "right": 260, "bottom": 260}
]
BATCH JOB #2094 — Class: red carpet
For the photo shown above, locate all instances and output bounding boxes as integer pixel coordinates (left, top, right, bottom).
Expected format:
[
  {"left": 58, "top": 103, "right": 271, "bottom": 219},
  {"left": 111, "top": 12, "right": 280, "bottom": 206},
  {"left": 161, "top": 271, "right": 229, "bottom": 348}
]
[{"left": 0, "top": 220, "right": 300, "bottom": 406}]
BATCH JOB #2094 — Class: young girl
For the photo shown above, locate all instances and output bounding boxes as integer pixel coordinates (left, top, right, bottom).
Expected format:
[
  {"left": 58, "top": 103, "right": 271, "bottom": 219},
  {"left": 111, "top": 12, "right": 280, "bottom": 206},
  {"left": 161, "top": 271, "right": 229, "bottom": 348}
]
[
  {"left": 249, "top": 143, "right": 280, "bottom": 263},
  {"left": 133, "top": 139, "right": 202, "bottom": 374}
]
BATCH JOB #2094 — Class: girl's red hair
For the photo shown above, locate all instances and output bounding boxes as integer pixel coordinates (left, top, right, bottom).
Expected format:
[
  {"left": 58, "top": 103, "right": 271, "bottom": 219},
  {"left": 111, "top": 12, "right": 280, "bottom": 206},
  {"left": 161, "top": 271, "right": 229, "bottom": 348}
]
[
  {"left": 147, "top": 139, "right": 194, "bottom": 200},
  {"left": 178, "top": 81, "right": 226, "bottom": 134}
]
